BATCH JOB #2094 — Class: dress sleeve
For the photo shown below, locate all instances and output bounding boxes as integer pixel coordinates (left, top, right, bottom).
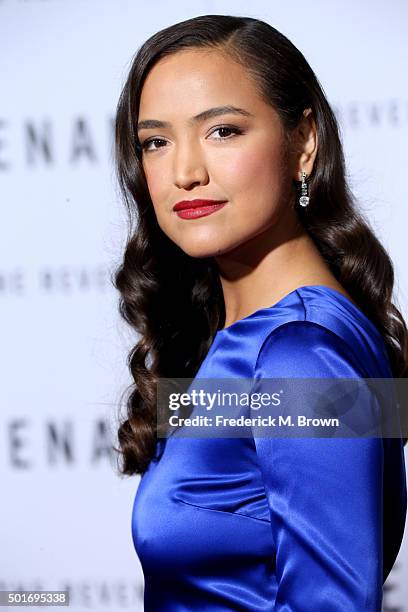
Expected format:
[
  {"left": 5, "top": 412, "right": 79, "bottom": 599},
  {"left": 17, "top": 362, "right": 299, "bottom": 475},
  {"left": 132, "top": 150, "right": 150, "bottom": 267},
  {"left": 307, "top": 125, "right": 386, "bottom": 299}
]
[{"left": 253, "top": 320, "right": 383, "bottom": 611}]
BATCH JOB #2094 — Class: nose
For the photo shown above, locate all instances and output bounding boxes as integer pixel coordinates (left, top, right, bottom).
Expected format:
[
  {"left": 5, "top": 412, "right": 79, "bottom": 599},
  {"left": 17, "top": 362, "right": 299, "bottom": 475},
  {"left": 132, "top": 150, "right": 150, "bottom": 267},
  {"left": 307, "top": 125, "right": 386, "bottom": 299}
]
[{"left": 173, "top": 138, "right": 209, "bottom": 190}]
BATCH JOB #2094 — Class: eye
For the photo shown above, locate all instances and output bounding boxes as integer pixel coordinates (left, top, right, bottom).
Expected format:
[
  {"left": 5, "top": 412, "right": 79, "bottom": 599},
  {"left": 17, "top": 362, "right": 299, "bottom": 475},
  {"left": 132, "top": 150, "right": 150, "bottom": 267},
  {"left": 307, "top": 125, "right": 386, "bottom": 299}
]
[
  {"left": 139, "top": 124, "right": 244, "bottom": 153},
  {"left": 209, "top": 125, "right": 244, "bottom": 140},
  {"left": 140, "top": 137, "right": 168, "bottom": 152}
]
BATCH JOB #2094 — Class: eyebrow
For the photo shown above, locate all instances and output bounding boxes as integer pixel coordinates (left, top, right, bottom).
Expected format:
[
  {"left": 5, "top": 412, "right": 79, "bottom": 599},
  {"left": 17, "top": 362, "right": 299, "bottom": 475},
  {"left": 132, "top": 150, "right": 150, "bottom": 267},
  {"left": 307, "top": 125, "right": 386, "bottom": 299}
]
[{"left": 136, "top": 105, "right": 253, "bottom": 132}]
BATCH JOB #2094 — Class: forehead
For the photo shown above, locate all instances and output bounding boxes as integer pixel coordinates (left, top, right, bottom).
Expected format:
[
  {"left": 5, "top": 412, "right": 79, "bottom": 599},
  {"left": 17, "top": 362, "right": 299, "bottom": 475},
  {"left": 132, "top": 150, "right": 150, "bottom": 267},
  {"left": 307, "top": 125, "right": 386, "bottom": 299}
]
[{"left": 138, "top": 48, "right": 264, "bottom": 117}]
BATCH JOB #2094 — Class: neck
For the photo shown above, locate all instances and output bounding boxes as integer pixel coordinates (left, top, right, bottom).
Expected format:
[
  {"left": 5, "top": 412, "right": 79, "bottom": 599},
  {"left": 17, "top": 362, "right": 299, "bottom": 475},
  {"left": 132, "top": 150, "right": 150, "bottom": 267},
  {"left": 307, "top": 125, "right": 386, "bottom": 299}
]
[{"left": 214, "top": 218, "right": 337, "bottom": 329}]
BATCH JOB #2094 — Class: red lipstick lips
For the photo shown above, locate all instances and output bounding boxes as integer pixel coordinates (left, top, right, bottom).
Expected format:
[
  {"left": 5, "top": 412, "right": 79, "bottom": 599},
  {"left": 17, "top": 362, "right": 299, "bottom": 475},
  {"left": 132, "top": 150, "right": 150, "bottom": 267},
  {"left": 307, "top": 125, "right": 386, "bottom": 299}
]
[{"left": 173, "top": 199, "right": 228, "bottom": 220}]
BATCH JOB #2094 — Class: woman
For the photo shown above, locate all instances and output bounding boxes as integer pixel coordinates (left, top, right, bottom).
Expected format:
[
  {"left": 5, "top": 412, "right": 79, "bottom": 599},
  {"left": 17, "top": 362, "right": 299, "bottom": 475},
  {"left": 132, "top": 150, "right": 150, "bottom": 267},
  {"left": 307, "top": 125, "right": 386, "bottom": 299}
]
[{"left": 113, "top": 14, "right": 407, "bottom": 611}]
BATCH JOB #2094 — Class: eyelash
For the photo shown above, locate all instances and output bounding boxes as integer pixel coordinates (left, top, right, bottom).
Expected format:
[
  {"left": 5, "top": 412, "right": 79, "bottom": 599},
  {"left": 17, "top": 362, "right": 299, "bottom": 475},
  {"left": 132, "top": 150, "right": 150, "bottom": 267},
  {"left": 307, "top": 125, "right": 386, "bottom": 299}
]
[{"left": 139, "top": 125, "right": 244, "bottom": 153}]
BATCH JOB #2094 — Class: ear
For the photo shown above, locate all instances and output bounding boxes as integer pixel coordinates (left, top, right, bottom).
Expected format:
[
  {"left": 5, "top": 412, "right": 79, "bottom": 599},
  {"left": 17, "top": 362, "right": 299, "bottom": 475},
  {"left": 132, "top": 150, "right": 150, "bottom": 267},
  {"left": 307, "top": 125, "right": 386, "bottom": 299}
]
[{"left": 291, "top": 108, "right": 318, "bottom": 181}]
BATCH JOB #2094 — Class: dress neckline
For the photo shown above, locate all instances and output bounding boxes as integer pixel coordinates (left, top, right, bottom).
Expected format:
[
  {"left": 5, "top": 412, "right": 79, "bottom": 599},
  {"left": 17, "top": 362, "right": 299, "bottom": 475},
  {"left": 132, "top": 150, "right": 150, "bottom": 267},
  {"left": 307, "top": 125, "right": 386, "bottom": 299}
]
[{"left": 215, "top": 284, "right": 365, "bottom": 334}]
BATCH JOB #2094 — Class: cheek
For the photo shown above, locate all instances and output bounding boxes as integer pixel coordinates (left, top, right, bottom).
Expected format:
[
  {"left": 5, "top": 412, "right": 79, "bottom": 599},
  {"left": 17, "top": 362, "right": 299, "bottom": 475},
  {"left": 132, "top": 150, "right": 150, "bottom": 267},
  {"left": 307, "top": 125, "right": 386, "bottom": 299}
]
[
  {"left": 221, "top": 143, "right": 289, "bottom": 223},
  {"left": 142, "top": 161, "right": 166, "bottom": 199},
  {"left": 221, "top": 142, "right": 286, "bottom": 194},
  {"left": 142, "top": 162, "right": 173, "bottom": 230}
]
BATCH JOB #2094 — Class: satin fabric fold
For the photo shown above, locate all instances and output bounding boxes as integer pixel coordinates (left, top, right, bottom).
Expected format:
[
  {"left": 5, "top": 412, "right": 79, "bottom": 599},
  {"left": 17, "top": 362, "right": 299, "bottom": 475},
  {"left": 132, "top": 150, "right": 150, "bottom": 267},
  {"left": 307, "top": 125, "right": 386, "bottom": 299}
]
[{"left": 131, "top": 285, "right": 407, "bottom": 611}]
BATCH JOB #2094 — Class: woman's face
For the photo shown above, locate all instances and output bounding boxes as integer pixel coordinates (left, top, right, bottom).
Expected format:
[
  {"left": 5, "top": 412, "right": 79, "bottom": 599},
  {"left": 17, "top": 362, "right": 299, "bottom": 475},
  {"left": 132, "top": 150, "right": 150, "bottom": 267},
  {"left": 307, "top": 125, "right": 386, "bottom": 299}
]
[{"left": 137, "top": 48, "right": 298, "bottom": 258}]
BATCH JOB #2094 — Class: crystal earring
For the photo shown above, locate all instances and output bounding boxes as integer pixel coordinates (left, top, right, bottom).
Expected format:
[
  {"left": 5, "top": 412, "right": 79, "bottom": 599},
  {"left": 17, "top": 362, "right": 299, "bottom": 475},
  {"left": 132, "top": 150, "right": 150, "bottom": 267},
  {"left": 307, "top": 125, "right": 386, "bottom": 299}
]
[{"left": 299, "top": 171, "right": 309, "bottom": 207}]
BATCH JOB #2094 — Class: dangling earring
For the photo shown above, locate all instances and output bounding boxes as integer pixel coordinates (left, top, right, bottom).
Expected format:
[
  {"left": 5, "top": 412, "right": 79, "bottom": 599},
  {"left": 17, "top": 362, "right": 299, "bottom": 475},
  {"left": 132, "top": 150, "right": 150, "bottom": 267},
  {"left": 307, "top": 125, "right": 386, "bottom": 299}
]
[{"left": 299, "top": 171, "right": 309, "bottom": 207}]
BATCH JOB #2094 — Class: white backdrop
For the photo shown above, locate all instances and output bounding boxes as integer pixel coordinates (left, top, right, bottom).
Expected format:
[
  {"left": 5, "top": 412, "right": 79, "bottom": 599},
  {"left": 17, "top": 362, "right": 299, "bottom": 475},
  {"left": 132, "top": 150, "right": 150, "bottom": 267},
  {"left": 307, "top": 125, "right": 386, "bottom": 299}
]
[{"left": 1, "top": 1, "right": 407, "bottom": 610}]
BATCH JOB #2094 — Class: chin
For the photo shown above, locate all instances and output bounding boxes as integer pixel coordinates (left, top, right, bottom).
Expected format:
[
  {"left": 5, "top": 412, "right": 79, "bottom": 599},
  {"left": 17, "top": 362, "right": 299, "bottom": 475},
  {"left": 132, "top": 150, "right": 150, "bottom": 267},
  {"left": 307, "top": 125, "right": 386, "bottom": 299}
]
[
  {"left": 179, "top": 245, "right": 221, "bottom": 259},
  {"left": 165, "top": 225, "right": 227, "bottom": 258},
  {"left": 176, "top": 238, "right": 232, "bottom": 259}
]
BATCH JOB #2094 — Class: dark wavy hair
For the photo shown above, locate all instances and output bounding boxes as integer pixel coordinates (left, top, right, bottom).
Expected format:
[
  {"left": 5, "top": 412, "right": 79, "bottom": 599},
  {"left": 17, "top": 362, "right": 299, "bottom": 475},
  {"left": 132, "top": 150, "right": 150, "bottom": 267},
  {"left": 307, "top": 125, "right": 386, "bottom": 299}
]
[{"left": 112, "top": 14, "right": 408, "bottom": 476}]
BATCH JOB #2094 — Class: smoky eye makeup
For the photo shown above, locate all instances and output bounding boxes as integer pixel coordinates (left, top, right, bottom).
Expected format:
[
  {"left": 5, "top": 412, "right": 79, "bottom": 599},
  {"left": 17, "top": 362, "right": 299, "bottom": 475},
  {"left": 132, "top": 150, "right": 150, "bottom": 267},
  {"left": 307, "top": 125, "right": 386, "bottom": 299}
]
[{"left": 137, "top": 123, "right": 246, "bottom": 154}]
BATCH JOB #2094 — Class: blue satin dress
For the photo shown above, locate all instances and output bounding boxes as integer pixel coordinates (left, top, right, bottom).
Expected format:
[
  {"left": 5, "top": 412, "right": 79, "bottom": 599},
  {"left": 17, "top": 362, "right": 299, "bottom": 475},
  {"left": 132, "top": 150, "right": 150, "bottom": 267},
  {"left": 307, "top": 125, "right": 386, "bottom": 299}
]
[{"left": 131, "top": 285, "right": 407, "bottom": 611}]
